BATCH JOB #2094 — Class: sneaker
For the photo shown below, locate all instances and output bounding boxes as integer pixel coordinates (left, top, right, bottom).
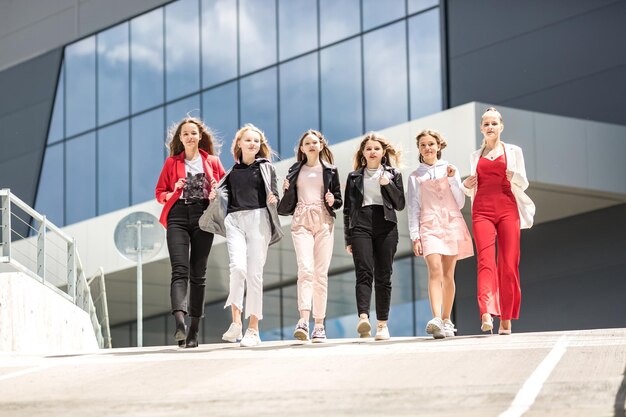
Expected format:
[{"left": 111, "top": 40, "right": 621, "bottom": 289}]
[
  {"left": 425, "top": 317, "right": 446, "bottom": 339},
  {"left": 357, "top": 315, "right": 371, "bottom": 338},
  {"left": 311, "top": 327, "right": 327, "bottom": 343},
  {"left": 222, "top": 322, "right": 243, "bottom": 343},
  {"left": 443, "top": 319, "right": 457, "bottom": 338},
  {"left": 293, "top": 320, "right": 310, "bottom": 341},
  {"left": 374, "top": 323, "right": 390, "bottom": 341},
  {"left": 240, "top": 328, "right": 261, "bottom": 347}
]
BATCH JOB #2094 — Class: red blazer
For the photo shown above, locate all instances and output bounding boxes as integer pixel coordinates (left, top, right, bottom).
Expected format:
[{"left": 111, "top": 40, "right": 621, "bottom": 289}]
[{"left": 155, "top": 149, "right": 226, "bottom": 228}]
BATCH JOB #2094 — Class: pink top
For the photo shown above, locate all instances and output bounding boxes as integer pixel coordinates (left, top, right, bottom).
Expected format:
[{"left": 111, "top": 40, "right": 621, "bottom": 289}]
[{"left": 297, "top": 163, "right": 324, "bottom": 204}]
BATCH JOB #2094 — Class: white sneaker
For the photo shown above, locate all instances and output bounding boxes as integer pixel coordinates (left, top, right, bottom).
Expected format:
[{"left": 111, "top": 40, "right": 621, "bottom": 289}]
[
  {"left": 222, "top": 322, "right": 243, "bottom": 343},
  {"left": 374, "top": 323, "right": 390, "bottom": 341},
  {"left": 443, "top": 319, "right": 457, "bottom": 338},
  {"left": 425, "top": 317, "right": 445, "bottom": 339},
  {"left": 240, "top": 328, "right": 261, "bottom": 347},
  {"left": 357, "top": 315, "right": 371, "bottom": 338}
]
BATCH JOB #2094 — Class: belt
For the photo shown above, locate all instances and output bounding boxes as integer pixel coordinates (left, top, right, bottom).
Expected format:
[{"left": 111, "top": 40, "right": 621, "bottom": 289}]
[{"left": 182, "top": 198, "right": 208, "bottom": 205}]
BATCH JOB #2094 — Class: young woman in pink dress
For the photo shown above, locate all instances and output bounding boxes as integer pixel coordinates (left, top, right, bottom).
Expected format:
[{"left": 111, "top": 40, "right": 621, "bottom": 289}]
[{"left": 407, "top": 129, "right": 473, "bottom": 339}]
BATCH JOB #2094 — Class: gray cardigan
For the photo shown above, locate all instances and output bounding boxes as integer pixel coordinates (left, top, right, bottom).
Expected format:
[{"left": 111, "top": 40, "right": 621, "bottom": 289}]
[{"left": 198, "top": 159, "right": 283, "bottom": 246}]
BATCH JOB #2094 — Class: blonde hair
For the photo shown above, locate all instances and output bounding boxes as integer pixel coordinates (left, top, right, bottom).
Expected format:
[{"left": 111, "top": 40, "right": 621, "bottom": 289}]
[
  {"left": 353, "top": 132, "right": 402, "bottom": 170},
  {"left": 415, "top": 129, "right": 447, "bottom": 163},
  {"left": 231, "top": 123, "right": 274, "bottom": 162},
  {"left": 295, "top": 129, "right": 334, "bottom": 164},
  {"left": 166, "top": 116, "right": 218, "bottom": 157},
  {"left": 480, "top": 106, "right": 504, "bottom": 152}
]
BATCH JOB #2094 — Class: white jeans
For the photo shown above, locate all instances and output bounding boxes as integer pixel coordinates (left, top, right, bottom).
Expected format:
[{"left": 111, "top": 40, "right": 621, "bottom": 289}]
[{"left": 224, "top": 208, "right": 271, "bottom": 320}]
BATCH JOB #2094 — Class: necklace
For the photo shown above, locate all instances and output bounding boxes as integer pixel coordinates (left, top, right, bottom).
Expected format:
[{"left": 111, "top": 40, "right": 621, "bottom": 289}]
[{"left": 365, "top": 167, "right": 380, "bottom": 178}]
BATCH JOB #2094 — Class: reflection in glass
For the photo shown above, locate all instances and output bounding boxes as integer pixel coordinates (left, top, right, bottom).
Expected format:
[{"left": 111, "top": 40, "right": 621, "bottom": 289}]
[
  {"left": 278, "top": 0, "right": 317, "bottom": 60},
  {"left": 35, "top": 144, "right": 64, "bottom": 226},
  {"left": 132, "top": 108, "right": 166, "bottom": 205},
  {"left": 98, "top": 121, "right": 130, "bottom": 214},
  {"left": 259, "top": 288, "right": 283, "bottom": 341},
  {"left": 202, "top": 82, "right": 238, "bottom": 168},
  {"left": 362, "top": 0, "right": 405, "bottom": 31},
  {"left": 239, "top": 0, "right": 277, "bottom": 75},
  {"left": 165, "top": 0, "right": 200, "bottom": 101},
  {"left": 363, "top": 22, "right": 408, "bottom": 132},
  {"left": 409, "top": 9, "right": 442, "bottom": 119},
  {"left": 320, "top": 38, "right": 362, "bottom": 142},
  {"left": 48, "top": 65, "right": 64, "bottom": 144},
  {"left": 240, "top": 68, "right": 278, "bottom": 153},
  {"left": 65, "top": 37, "right": 96, "bottom": 137},
  {"left": 131, "top": 8, "right": 164, "bottom": 113},
  {"left": 279, "top": 53, "right": 319, "bottom": 156},
  {"left": 98, "top": 23, "right": 130, "bottom": 126},
  {"left": 66, "top": 132, "right": 96, "bottom": 224},
  {"left": 166, "top": 95, "right": 201, "bottom": 132},
  {"left": 319, "top": 0, "right": 360, "bottom": 46},
  {"left": 408, "top": 0, "right": 439, "bottom": 14},
  {"left": 201, "top": 0, "right": 237, "bottom": 88}
]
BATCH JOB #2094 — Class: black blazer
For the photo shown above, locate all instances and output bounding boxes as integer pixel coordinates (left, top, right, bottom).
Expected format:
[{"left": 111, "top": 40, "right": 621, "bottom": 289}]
[
  {"left": 343, "top": 165, "right": 405, "bottom": 246},
  {"left": 277, "top": 159, "right": 343, "bottom": 217}
]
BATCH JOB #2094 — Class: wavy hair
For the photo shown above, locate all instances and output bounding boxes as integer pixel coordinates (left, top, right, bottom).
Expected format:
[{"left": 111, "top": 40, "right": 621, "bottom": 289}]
[
  {"left": 415, "top": 129, "right": 448, "bottom": 163},
  {"left": 352, "top": 131, "right": 402, "bottom": 170},
  {"left": 166, "top": 116, "right": 218, "bottom": 157},
  {"left": 295, "top": 129, "right": 334, "bottom": 164}
]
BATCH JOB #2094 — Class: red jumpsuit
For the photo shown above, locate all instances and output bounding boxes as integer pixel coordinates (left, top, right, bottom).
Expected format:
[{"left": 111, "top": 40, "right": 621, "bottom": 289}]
[{"left": 472, "top": 153, "right": 521, "bottom": 320}]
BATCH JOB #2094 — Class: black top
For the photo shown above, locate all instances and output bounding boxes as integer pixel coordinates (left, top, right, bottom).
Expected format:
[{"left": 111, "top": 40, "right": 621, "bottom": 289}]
[{"left": 227, "top": 161, "right": 267, "bottom": 213}]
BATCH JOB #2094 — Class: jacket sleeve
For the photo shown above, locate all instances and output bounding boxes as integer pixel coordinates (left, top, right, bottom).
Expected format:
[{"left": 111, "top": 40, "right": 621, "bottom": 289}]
[
  {"left": 213, "top": 157, "right": 226, "bottom": 182},
  {"left": 343, "top": 175, "right": 353, "bottom": 247},
  {"left": 448, "top": 167, "right": 466, "bottom": 209},
  {"left": 382, "top": 170, "right": 405, "bottom": 211},
  {"left": 407, "top": 174, "right": 421, "bottom": 241},
  {"left": 510, "top": 146, "right": 529, "bottom": 191},
  {"left": 330, "top": 168, "right": 343, "bottom": 210},
  {"left": 269, "top": 163, "right": 280, "bottom": 202},
  {"left": 155, "top": 158, "right": 174, "bottom": 204}
]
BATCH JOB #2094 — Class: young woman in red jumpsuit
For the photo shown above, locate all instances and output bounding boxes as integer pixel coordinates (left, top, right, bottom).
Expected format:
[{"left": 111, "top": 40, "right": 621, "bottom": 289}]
[{"left": 461, "top": 107, "right": 535, "bottom": 335}]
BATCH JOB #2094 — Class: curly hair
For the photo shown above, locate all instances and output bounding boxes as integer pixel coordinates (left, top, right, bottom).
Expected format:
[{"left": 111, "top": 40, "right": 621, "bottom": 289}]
[
  {"left": 166, "top": 116, "right": 218, "bottom": 157},
  {"left": 295, "top": 129, "right": 334, "bottom": 164},
  {"left": 352, "top": 131, "right": 402, "bottom": 170}
]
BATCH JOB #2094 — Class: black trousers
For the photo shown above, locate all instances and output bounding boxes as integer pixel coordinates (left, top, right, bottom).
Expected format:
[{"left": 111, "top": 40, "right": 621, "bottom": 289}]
[
  {"left": 350, "top": 205, "right": 398, "bottom": 321},
  {"left": 166, "top": 200, "right": 214, "bottom": 318}
]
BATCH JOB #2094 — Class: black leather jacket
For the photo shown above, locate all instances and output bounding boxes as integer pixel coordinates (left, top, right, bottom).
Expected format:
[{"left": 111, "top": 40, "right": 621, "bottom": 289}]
[
  {"left": 278, "top": 159, "right": 343, "bottom": 217},
  {"left": 343, "top": 165, "right": 405, "bottom": 246}
]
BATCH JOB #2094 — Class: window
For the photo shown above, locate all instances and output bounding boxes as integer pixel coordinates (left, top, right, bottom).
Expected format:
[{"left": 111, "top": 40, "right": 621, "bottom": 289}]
[
  {"left": 278, "top": 0, "right": 318, "bottom": 60},
  {"left": 65, "top": 133, "right": 96, "bottom": 224},
  {"left": 131, "top": 108, "right": 166, "bottom": 205},
  {"left": 98, "top": 121, "right": 130, "bottom": 213},
  {"left": 47, "top": 65, "right": 64, "bottom": 145},
  {"left": 130, "top": 8, "right": 164, "bottom": 113},
  {"left": 97, "top": 23, "right": 130, "bottom": 125},
  {"left": 239, "top": 0, "right": 277, "bottom": 75},
  {"left": 240, "top": 68, "right": 279, "bottom": 153},
  {"left": 202, "top": 82, "right": 238, "bottom": 168},
  {"left": 201, "top": 0, "right": 238, "bottom": 88},
  {"left": 35, "top": 144, "right": 64, "bottom": 226},
  {"left": 319, "top": 0, "right": 360, "bottom": 46},
  {"left": 65, "top": 37, "right": 96, "bottom": 137},
  {"left": 165, "top": 0, "right": 200, "bottom": 101},
  {"left": 362, "top": 0, "right": 405, "bottom": 31}
]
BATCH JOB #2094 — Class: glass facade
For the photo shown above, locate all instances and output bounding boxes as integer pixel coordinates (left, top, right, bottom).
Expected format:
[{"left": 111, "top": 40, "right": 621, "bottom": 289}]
[{"left": 36, "top": 0, "right": 443, "bottom": 346}]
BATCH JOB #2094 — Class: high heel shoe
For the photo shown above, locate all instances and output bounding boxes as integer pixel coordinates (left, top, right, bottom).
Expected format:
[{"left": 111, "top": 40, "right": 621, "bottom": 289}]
[
  {"left": 174, "top": 323, "right": 186, "bottom": 347},
  {"left": 185, "top": 331, "right": 199, "bottom": 348},
  {"left": 498, "top": 319, "right": 512, "bottom": 335},
  {"left": 481, "top": 313, "right": 493, "bottom": 334}
]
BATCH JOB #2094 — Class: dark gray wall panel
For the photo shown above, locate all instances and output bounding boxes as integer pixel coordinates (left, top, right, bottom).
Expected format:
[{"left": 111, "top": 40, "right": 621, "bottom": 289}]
[
  {"left": 0, "top": 48, "right": 62, "bottom": 206},
  {"left": 455, "top": 203, "right": 626, "bottom": 335},
  {"left": 447, "top": 0, "right": 626, "bottom": 125}
]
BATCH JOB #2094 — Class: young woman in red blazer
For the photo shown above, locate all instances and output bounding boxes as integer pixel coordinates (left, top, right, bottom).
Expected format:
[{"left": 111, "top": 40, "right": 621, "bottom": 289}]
[{"left": 155, "top": 117, "right": 225, "bottom": 348}]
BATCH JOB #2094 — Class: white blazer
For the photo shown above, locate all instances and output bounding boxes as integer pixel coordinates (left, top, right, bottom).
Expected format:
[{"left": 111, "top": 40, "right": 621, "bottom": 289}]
[{"left": 460, "top": 142, "right": 535, "bottom": 229}]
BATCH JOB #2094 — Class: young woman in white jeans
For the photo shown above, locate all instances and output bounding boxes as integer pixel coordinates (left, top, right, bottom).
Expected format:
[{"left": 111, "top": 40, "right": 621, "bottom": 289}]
[
  {"left": 278, "top": 130, "right": 342, "bottom": 342},
  {"left": 201, "top": 124, "right": 282, "bottom": 347}
]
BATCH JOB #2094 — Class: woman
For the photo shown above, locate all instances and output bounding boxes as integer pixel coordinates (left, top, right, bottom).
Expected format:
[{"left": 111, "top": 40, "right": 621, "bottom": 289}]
[
  {"left": 278, "top": 129, "right": 342, "bottom": 343},
  {"left": 155, "top": 116, "right": 225, "bottom": 348},
  {"left": 200, "top": 123, "right": 282, "bottom": 347},
  {"left": 461, "top": 107, "right": 535, "bottom": 335},
  {"left": 407, "top": 129, "right": 473, "bottom": 339},
  {"left": 344, "top": 132, "right": 405, "bottom": 341}
]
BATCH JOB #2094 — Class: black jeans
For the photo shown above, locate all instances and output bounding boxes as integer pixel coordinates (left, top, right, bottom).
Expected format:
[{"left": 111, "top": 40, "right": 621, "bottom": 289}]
[
  {"left": 350, "top": 205, "right": 398, "bottom": 321},
  {"left": 166, "top": 200, "right": 213, "bottom": 318}
]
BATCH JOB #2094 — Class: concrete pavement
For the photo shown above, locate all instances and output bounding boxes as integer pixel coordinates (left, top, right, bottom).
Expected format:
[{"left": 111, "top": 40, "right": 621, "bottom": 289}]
[{"left": 0, "top": 328, "right": 625, "bottom": 417}]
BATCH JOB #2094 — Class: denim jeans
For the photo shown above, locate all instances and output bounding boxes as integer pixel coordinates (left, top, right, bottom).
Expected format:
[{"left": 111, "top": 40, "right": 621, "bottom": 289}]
[{"left": 166, "top": 199, "right": 214, "bottom": 318}]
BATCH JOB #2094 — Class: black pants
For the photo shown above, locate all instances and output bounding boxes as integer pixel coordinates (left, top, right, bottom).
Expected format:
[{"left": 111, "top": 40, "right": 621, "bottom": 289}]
[
  {"left": 350, "top": 205, "right": 398, "bottom": 321},
  {"left": 166, "top": 200, "right": 214, "bottom": 318}
]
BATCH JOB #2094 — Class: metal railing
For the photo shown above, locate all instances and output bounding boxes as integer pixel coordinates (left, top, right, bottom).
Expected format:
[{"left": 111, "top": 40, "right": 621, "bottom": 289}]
[{"left": 0, "top": 188, "right": 111, "bottom": 348}]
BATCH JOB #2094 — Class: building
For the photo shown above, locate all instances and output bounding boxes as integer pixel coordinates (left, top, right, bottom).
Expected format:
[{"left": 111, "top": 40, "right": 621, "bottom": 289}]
[{"left": 1, "top": 0, "right": 625, "bottom": 347}]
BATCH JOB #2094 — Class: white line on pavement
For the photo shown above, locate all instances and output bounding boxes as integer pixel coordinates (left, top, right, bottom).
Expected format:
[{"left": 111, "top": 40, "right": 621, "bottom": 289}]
[{"left": 498, "top": 335, "right": 569, "bottom": 417}]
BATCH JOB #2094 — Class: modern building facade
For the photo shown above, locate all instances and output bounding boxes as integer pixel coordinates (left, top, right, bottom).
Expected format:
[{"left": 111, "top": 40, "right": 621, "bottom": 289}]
[{"left": 1, "top": 0, "right": 625, "bottom": 347}]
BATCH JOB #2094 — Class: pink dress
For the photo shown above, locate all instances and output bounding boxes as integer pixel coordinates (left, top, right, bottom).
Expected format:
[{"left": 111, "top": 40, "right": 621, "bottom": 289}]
[{"left": 418, "top": 175, "right": 474, "bottom": 259}]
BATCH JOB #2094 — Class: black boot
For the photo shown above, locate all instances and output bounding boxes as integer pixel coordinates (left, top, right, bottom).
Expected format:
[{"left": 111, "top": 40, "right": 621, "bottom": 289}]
[
  {"left": 173, "top": 311, "right": 186, "bottom": 347},
  {"left": 185, "top": 317, "right": 200, "bottom": 348}
]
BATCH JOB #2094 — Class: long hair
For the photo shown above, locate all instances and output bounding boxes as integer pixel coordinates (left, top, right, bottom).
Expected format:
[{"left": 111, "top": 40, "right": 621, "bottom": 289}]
[
  {"left": 352, "top": 132, "right": 402, "bottom": 170},
  {"left": 295, "top": 129, "right": 334, "bottom": 164},
  {"left": 166, "top": 116, "right": 217, "bottom": 157},
  {"left": 480, "top": 106, "right": 504, "bottom": 153},
  {"left": 231, "top": 123, "right": 275, "bottom": 162},
  {"left": 415, "top": 129, "right": 448, "bottom": 163}
]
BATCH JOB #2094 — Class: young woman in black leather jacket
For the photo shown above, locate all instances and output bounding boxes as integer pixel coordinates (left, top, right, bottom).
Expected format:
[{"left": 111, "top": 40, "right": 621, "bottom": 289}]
[{"left": 343, "top": 132, "right": 405, "bottom": 340}]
